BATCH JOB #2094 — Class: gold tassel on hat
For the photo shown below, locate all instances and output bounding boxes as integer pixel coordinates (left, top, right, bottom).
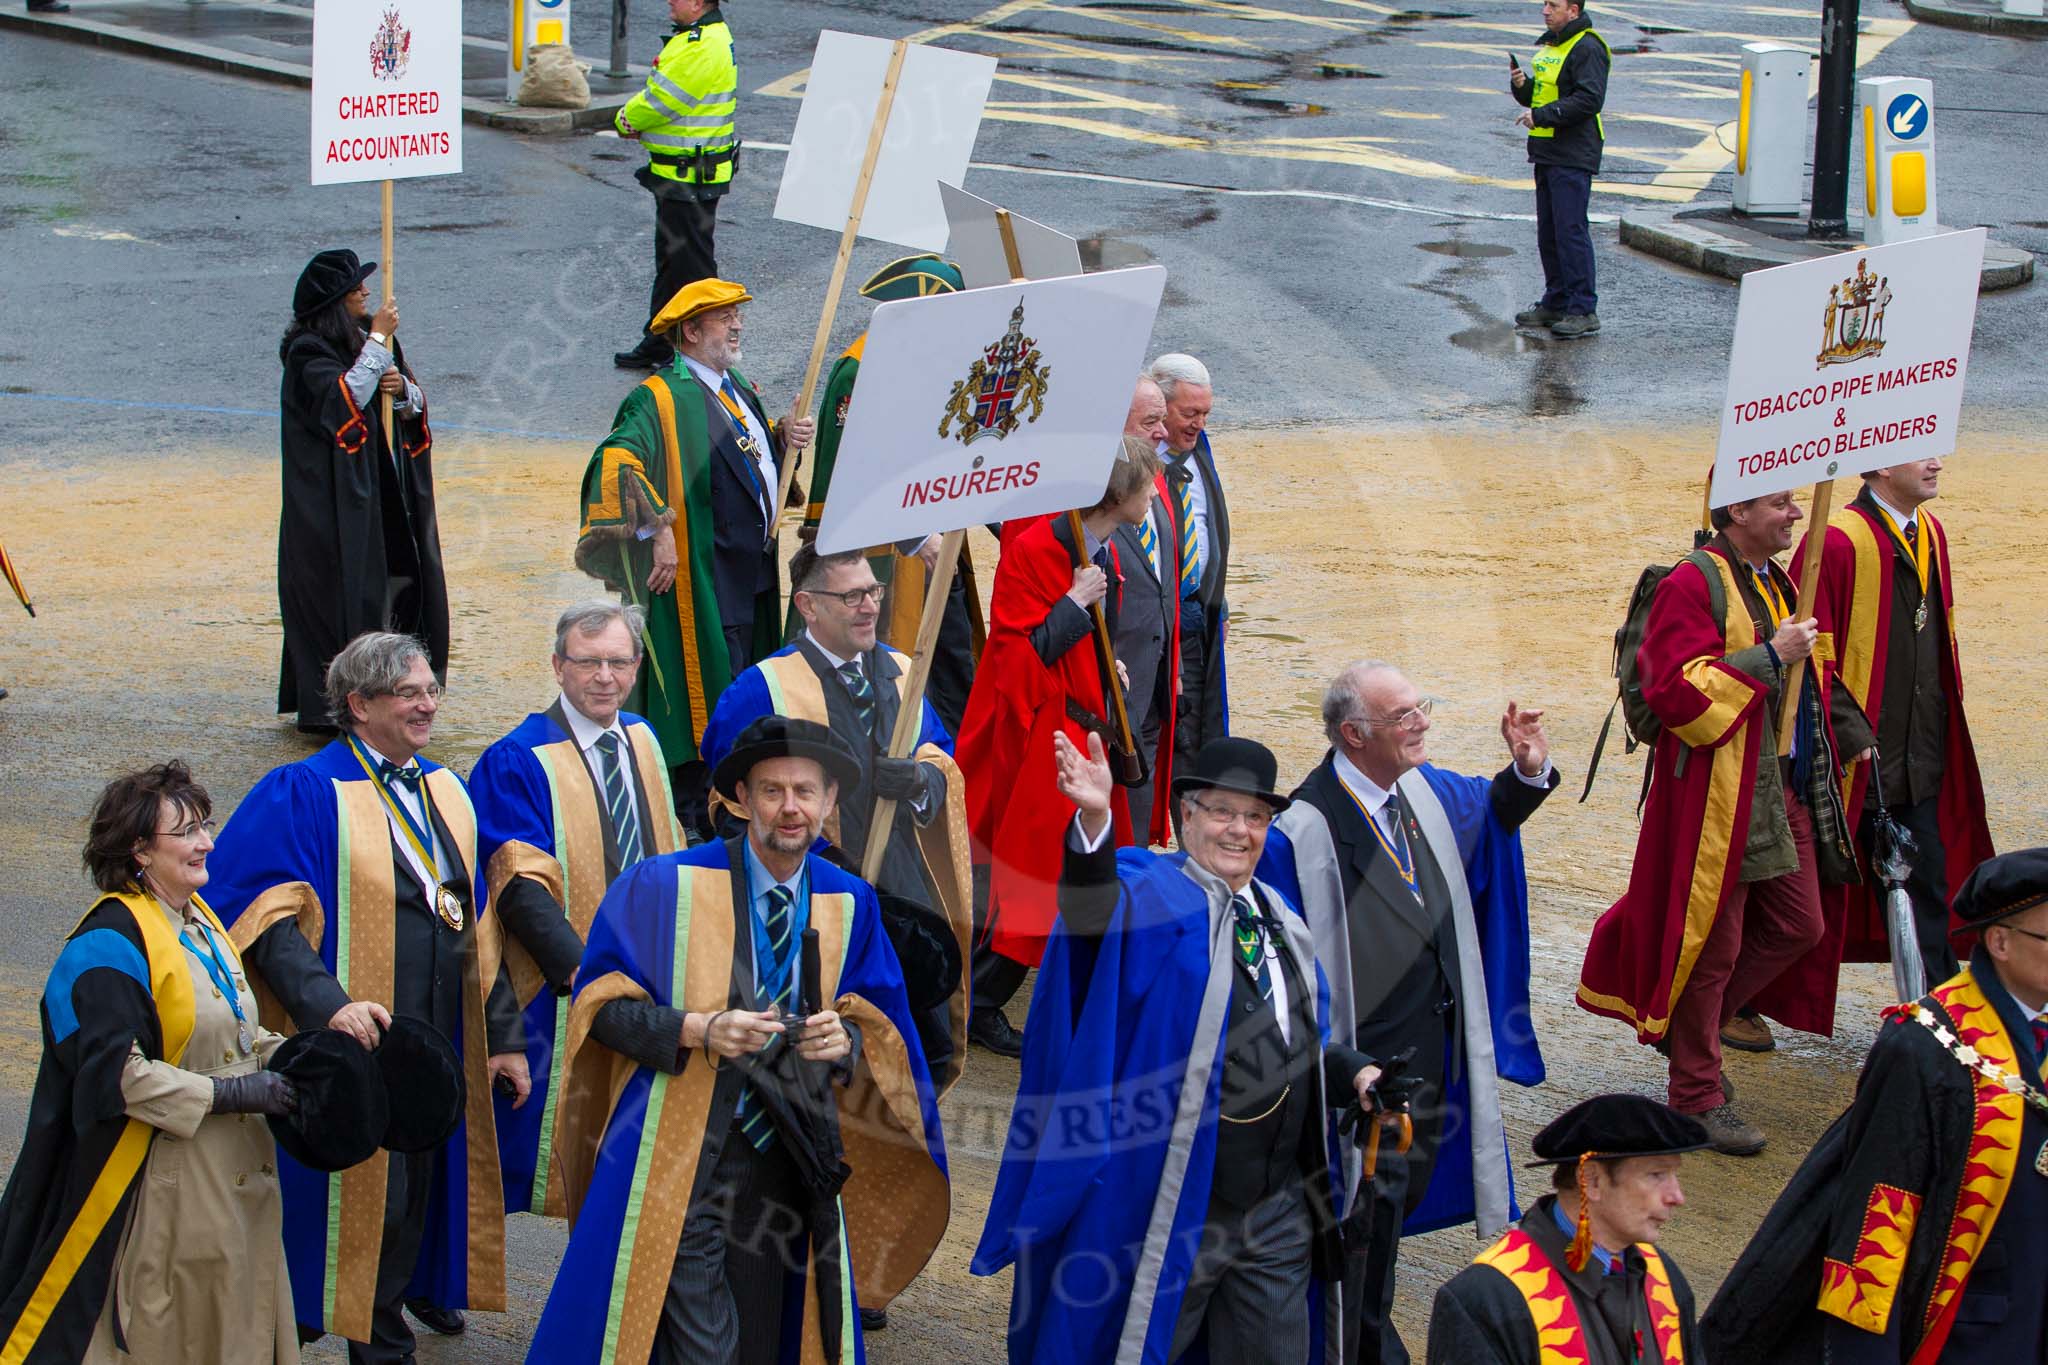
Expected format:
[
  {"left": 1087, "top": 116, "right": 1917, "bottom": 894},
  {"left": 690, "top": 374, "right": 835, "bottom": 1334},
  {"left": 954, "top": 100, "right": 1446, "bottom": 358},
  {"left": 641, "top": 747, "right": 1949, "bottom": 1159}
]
[
  {"left": 1566, "top": 1151, "right": 1599, "bottom": 1273},
  {"left": 1699, "top": 463, "right": 1716, "bottom": 537}
]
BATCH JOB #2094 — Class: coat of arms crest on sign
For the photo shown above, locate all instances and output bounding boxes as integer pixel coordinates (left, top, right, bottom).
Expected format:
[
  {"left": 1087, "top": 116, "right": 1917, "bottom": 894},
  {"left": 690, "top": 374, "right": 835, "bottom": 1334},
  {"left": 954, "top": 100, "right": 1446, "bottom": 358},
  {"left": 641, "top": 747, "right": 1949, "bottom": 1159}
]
[
  {"left": 370, "top": 6, "right": 412, "bottom": 81},
  {"left": 939, "top": 299, "right": 1051, "bottom": 447},
  {"left": 1815, "top": 257, "right": 1892, "bottom": 369}
]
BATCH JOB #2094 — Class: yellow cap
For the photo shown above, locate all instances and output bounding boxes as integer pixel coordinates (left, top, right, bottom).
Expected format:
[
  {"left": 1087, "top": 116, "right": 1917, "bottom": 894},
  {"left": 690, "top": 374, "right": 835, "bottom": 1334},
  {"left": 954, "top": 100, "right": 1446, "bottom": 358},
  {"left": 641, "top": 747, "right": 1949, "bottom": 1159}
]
[{"left": 649, "top": 277, "right": 752, "bottom": 334}]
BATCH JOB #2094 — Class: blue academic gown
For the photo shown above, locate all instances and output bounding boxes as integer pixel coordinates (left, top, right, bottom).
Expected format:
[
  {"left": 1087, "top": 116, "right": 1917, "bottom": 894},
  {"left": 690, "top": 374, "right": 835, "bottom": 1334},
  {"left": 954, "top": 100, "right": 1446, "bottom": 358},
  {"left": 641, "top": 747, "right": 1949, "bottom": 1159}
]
[
  {"left": 1260, "top": 763, "right": 1545, "bottom": 1235},
  {"left": 972, "top": 847, "right": 1341, "bottom": 1364},
  {"left": 701, "top": 641, "right": 955, "bottom": 770},
  {"left": 527, "top": 840, "right": 947, "bottom": 1364},
  {"left": 206, "top": 740, "right": 498, "bottom": 1325}
]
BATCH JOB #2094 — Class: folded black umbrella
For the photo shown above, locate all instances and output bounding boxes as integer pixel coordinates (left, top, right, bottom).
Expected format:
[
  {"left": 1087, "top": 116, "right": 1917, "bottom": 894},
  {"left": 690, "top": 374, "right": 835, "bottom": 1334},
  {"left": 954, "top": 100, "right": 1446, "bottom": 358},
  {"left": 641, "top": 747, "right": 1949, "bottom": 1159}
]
[{"left": 264, "top": 1027, "right": 388, "bottom": 1172}]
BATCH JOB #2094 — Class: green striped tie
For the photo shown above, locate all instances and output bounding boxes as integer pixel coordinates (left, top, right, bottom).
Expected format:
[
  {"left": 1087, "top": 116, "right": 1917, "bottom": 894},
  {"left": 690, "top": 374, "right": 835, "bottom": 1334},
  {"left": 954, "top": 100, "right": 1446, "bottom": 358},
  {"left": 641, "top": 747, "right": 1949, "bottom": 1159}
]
[
  {"left": 736, "top": 885, "right": 797, "bottom": 1151},
  {"left": 594, "top": 733, "right": 642, "bottom": 869},
  {"left": 1231, "top": 893, "right": 1273, "bottom": 1001}
]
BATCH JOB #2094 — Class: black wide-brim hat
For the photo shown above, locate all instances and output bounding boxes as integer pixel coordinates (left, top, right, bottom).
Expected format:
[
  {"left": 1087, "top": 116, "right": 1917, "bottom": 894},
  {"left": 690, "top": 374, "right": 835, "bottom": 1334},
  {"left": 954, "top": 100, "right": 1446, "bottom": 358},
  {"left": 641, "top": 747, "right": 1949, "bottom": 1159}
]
[
  {"left": 293, "top": 247, "right": 377, "bottom": 319},
  {"left": 1526, "top": 1093, "right": 1713, "bottom": 1167},
  {"left": 1168, "top": 736, "right": 1291, "bottom": 813},
  {"left": 264, "top": 1027, "right": 389, "bottom": 1172},
  {"left": 375, "top": 1015, "right": 466, "bottom": 1153},
  {"left": 1950, "top": 847, "right": 2048, "bottom": 935},
  {"left": 711, "top": 715, "right": 864, "bottom": 803}
]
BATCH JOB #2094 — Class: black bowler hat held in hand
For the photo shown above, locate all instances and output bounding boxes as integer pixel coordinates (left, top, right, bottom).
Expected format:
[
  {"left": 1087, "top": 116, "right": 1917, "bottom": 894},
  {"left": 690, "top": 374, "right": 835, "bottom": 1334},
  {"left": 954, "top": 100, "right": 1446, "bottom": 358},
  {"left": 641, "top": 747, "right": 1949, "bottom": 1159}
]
[
  {"left": 293, "top": 248, "right": 377, "bottom": 319},
  {"left": 375, "top": 1015, "right": 467, "bottom": 1153},
  {"left": 263, "top": 1027, "right": 389, "bottom": 1172}
]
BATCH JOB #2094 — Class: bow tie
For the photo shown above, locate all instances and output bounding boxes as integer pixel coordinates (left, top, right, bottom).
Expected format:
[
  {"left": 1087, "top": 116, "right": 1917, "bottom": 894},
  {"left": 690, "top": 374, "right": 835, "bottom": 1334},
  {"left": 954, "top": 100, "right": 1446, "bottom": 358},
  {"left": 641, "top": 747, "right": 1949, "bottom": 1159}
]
[{"left": 380, "top": 759, "right": 423, "bottom": 791}]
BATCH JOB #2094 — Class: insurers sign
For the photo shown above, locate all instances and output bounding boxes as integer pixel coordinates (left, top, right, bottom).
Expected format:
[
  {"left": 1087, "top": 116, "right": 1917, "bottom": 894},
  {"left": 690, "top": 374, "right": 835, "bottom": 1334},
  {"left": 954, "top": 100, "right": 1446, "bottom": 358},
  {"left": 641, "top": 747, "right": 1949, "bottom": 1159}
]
[
  {"left": 310, "top": 0, "right": 463, "bottom": 185},
  {"left": 815, "top": 266, "right": 1168, "bottom": 555},
  {"left": 1711, "top": 228, "right": 1986, "bottom": 504}
]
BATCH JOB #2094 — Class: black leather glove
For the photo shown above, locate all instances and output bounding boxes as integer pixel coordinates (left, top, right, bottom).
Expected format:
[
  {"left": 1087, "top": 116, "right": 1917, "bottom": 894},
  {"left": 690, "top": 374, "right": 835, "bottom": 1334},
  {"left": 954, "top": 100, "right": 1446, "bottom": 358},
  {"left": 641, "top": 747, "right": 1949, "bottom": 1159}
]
[
  {"left": 871, "top": 756, "right": 928, "bottom": 803},
  {"left": 212, "top": 1071, "right": 298, "bottom": 1117}
]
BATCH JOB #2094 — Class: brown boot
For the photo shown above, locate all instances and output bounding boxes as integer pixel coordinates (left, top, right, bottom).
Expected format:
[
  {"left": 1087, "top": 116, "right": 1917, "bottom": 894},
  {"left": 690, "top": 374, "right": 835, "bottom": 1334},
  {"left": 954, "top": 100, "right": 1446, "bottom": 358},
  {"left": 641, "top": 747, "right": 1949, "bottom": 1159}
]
[
  {"left": 1696, "top": 1103, "right": 1766, "bottom": 1156},
  {"left": 1720, "top": 1011, "right": 1776, "bottom": 1053}
]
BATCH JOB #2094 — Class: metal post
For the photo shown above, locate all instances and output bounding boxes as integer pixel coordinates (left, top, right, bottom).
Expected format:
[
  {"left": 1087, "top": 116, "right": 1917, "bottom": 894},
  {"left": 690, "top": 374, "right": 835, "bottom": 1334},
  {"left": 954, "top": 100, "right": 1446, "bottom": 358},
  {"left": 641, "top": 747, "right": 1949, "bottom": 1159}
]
[
  {"left": 1808, "top": 0, "right": 1860, "bottom": 237},
  {"left": 607, "top": 0, "right": 628, "bottom": 78}
]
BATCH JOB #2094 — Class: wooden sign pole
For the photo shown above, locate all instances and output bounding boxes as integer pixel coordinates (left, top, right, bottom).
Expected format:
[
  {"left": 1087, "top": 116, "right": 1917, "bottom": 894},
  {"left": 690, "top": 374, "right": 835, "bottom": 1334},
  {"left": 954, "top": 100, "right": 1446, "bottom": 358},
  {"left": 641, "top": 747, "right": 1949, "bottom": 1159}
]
[
  {"left": 860, "top": 526, "right": 965, "bottom": 882},
  {"left": 1776, "top": 477, "right": 1834, "bottom": 756},
  {"left": 379, "top": 178, "right": 395, "bottom": 451},
  {"left": 774, "top": 38, "right": 910, "bottom": 527}
]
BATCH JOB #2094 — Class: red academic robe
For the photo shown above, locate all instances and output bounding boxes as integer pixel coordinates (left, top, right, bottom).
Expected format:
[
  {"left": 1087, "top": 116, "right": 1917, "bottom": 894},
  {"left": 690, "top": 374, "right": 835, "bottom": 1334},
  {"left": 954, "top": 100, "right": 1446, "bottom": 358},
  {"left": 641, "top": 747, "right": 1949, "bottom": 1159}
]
[
  {"left": 1577, "top": 547, "right": 1777, "bottom": 1043},
  {"left": 1748, "top": 504, "right": 1993, "bottom": 1032},
  {"left": 957, "top": 517, "right": 1132, "bottom": 966}
]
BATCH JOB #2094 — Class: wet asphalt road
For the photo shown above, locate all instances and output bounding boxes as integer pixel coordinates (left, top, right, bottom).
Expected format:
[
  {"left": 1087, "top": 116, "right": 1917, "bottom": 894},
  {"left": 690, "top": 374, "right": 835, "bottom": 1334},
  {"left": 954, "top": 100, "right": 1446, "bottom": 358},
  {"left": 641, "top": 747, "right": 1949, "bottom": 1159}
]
[{"left": 2, "top": 2, "right": 2045, "bottom": 1360}]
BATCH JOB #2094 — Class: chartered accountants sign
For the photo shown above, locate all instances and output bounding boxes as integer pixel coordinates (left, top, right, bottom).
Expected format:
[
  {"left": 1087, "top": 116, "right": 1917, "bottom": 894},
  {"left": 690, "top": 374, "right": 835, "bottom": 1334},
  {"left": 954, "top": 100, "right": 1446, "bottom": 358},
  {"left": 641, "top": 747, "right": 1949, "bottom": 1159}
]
[
  {"left": 1711, "top": 228, "right": 1986, "bottom": 505},
  {"left": 310, "top": 0, "right": 464, "bottom": 185}
]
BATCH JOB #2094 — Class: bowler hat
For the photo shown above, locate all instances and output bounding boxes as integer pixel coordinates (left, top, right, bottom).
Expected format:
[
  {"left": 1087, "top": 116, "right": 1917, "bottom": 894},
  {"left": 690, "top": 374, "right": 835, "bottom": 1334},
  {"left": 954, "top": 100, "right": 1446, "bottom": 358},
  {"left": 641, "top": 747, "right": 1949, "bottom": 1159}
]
[
  {"left": 711, "top": 716, "right": 862, "bottom": 803},
  {"left": 375, "top": 1015, "right": 466, "bottom": 1153},
  {"left": 1169, "top": 736, "right": 1291, "bottom": 814},
  {"left": 1951, "top": 847, "right": 2048, "bottom": 934},
  {"left": 264, "top": 1027, "right": 389, "bottom": 1172},
  {"left": 1527, "top": 1093, "right": 1712, "bottom": 1167},
  {"left": 860, "top": 254, "right": 964, "bottom": 302},
  {"left": 293, "top": 248, "right": 377, "bottom": 319},
  {"left": 649, "top": 277, "right": 751, "bottom": 334}
]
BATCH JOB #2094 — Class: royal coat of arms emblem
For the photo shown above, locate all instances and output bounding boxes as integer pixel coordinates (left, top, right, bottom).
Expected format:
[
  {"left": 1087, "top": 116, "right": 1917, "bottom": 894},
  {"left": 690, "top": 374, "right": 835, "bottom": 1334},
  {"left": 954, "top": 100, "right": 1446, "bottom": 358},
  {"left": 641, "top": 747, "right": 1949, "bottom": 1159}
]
[
  {"left": 369, "top": 6, "right": 412, "bottom": 81},
  {"left": 1815, "top": 257, "right": 1892, "bottom": 368},
  {"left": 938, "top": 299, "right": 1051, "bottom": 446}
]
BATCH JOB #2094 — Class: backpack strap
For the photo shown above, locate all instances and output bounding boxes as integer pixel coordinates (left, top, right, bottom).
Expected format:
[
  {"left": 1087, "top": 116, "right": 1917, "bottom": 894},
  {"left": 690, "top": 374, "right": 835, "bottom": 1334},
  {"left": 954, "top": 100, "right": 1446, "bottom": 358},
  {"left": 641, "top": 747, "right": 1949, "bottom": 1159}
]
[{"left": 1579, "top": 696, "right": 1619, "bottom": 804}]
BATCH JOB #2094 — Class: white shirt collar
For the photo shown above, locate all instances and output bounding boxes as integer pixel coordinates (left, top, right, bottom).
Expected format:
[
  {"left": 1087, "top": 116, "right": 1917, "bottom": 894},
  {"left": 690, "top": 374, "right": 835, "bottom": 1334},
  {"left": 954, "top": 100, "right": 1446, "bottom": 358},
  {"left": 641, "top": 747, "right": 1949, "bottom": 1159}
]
[
  {"left": 557, "top": 693, "right": 628, "bottom": 755},
  {"left": 1332, "top": 749, "right": 1394, "bottom": 815},
  {"left": 1867, "top": 487, "right": 1917, "bottom": 533},
  {"left": 804, "top": 630, "right": 858, "bottom": 673},
  {"left": 355, "top": 737, "right": 418, "bottom": 774},
  {"left": 678, "top": 353, "right": 728, "bottom": 393}
]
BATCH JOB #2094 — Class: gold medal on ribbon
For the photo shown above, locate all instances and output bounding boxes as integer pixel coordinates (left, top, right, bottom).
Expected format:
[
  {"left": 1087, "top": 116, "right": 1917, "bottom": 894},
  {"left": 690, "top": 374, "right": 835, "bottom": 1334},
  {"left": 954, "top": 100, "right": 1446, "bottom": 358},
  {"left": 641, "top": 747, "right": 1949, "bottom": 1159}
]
[
  {"left": 1914, "top": 599, "right": 1929, "bottom": 633},
  {"left": 435, "top": 885, "right": 465, "bottom": 931},
  {"left": 2037, "top": 1139, "right": 2048, "bottom": 1179}
]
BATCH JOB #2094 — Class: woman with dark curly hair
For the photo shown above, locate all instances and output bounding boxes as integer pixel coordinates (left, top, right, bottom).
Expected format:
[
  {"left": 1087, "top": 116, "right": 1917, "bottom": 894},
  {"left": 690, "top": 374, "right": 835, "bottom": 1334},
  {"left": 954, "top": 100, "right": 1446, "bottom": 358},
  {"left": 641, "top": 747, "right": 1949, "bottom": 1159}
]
[{"left": 0, "top": 762, "right": 299, "bottom": 1363}]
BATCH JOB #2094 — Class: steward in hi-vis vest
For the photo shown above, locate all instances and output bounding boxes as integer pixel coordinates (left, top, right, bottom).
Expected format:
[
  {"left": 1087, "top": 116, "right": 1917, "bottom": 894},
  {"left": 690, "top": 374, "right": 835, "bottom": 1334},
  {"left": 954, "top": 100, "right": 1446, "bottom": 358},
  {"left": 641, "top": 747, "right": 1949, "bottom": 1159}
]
[
  {"left": 1509, "top": 0, "right": 1611, "bottom": 337},
  {"left": 613, "top": 0, "right": 741, "bottom": 370},
  {"left": 1429, "top": 1094, "right": 1709, "bottom": 1364}
]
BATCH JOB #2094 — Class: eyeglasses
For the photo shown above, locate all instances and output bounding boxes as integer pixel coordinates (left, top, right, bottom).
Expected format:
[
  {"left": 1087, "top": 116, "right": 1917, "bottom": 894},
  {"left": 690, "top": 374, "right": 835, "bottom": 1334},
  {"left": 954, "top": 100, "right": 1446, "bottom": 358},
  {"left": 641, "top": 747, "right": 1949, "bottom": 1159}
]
[
  {"left": 802, "top": 583, "right": 885, "bottom": 609},
  {"left": 1186, "top": 795, "right": 1273, "bottom": 831},
  {"left": 379, "top": 683, "right": 445, "bottom": 704},
  {"left": 1356, "top": 699, "right": 1434, "bottom": 732},
  {"left": 2002, "top": 924, "right": 2048, "bottom": 945},
  {"left": 562, "top": 654, "right": 640, "bottom": 675},
  {"left": 156, "top": 819, "right": 218, "bottom": 841}
]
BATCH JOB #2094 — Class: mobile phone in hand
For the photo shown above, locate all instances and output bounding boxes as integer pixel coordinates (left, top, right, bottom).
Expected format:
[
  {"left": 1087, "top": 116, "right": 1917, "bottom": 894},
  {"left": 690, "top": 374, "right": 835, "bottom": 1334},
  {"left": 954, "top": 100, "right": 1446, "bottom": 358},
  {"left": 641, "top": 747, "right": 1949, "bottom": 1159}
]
[{"left": 1508, "top": 51, "right": 1521, "bottom": 69}]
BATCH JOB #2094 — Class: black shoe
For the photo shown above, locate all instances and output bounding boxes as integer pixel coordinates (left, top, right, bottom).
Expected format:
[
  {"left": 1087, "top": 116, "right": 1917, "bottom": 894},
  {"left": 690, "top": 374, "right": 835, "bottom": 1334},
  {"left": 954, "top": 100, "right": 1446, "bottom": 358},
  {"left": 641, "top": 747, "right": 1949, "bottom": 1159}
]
[
  {"left": 0, "top": 685, "right": 9, "bottom": 701},
  {"left": 1549, "top": 312, "right": 1601, "bottom": 339},
  {"left": 1514, "top": 302, "right": 1563, "bottom": 327},
  {"left": 27, "top": 1, "right": 72, "bottom": 13},
  {"left": 860, "top": 1306, "right": 887, "bottom": 1331},
  {"left": 613, "top": 339, "right": 673, "bottom": 370},
  {"left": 968, "top": 1010, "right": 1023, "bottom": 1059},
  {"left": 404, "top": 1299, "right": 465, "bottom": 1335}
]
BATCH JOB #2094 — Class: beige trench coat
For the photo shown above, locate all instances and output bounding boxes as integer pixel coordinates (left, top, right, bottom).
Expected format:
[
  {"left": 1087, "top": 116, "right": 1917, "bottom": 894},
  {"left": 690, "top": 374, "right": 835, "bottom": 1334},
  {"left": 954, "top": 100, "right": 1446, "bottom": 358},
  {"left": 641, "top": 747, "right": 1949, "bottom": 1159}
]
[{"left": 86, "top": 903, "right": 298, "bottom": 1364}]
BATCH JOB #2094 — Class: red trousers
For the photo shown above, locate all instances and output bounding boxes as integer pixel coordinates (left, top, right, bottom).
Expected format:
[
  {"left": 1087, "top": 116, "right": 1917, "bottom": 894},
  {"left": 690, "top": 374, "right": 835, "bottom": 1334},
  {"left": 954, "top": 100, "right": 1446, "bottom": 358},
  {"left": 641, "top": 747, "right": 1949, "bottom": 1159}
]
[{"left": 1666, "top": 786, "right": 1823, "bottom": 1113}]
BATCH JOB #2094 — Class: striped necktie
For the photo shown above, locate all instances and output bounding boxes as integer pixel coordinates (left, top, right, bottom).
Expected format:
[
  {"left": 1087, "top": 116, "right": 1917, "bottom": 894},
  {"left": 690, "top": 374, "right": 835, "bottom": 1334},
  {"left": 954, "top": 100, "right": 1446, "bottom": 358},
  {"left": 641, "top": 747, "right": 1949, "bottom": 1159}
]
[
  {"left": 1231, "top": 893, "right": 1273, "bottom": 1002},
  {"left": 719, "top": 375, "right": 772, "bottom": 522},
  {"left": 1169, "top": 459, "right": 1200, "bottom": 599},
  {"left": 736, "top": 884, "right": 798, "bottom": 1151},
  {"left": 594, "top": 732, "right": 642, "bottom": 869},
  {"left": 1135, "top": 509, "right": 1163, "bottom": 579},
  {"left": 839, "top": 661, "right": 878, "bottom": 739}
]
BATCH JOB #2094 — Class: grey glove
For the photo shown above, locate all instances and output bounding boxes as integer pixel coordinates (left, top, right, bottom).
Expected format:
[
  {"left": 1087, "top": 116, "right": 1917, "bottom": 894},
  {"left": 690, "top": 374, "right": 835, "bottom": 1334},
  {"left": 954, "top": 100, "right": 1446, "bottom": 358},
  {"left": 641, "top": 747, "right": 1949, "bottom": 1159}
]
[
  {"left": 871, "top": 756, "right": 928, "bottom": 803},
  {"left": 211, "top": 1071, "right": 298, "bottom": 1117}
]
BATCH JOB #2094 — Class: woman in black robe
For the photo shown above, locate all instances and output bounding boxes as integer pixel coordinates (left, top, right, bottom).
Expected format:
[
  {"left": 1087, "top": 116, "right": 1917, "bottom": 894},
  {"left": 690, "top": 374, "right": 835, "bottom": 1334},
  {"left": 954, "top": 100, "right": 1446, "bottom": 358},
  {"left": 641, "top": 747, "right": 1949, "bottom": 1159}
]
[{"left": 277, "top": 248, "right": 448, "bottom": 733}]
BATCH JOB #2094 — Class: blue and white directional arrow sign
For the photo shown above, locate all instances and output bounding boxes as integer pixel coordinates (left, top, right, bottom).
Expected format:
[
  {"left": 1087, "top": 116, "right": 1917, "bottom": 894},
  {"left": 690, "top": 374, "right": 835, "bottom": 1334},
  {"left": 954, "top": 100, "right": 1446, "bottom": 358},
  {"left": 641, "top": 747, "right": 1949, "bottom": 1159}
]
[{"left": 1887, "top": 92, "right": 1930, "bottom": 140}]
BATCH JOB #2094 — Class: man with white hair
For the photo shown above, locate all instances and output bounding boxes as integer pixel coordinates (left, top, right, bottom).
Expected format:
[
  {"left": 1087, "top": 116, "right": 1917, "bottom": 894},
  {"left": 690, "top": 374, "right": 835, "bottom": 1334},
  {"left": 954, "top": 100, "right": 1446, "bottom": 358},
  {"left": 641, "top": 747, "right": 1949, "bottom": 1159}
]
[
  {"left": 1279, "top": 660, "right": 1559, "bottom": 1365},
  {"left": 1148, "top": 352, "right": 1231, "bottom": 780},
  {"left": 1111, "top": 373, "right": 1180, "bottom": 841},
  {"left": 468, "top": 600, "right": 685, "bottom": 1220}
]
